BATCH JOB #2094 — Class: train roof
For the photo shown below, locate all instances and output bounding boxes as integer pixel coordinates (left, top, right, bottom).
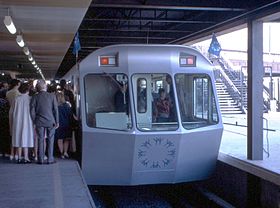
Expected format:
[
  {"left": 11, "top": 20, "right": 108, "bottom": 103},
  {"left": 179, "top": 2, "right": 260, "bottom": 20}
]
[{"left": 78, "top": 44, "right": 214, "bottom": 75}]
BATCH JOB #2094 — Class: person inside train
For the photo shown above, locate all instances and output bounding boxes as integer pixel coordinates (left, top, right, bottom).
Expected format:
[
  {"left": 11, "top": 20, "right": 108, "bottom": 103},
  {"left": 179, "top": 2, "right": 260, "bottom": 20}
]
[
  {"left": 165, "top": 75, "right": 176, "bottom": 122},
  {"left": 155, "top": 88, "right": 171, "bottom": 122},
  {"left": 114, "top": 82, "right": 129, "bottom": 113}
]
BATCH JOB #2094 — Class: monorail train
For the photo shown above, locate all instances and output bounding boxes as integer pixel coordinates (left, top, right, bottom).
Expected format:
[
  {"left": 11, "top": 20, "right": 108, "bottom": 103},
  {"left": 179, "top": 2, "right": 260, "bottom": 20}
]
[{"left": 64, "top": 44, "right": 223, "bottom": 185}]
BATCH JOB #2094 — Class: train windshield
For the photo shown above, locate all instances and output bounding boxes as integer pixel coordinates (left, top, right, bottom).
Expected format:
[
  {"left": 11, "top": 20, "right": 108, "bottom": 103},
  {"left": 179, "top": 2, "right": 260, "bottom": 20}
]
[
  {"left": 84, "top": 74, "right": 132, "bottom": 131},
  {"left": 175, "top": 74, "right": 219, "bottom": 130},
  {"left": 132, "top": 73, "right": 178, "bottom": 131}
]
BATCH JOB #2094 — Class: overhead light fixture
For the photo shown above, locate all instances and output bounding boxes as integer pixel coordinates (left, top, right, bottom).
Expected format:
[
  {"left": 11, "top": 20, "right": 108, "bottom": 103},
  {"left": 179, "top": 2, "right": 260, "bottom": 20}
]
[
  {"left": 3, "top": 16, "right": 17, "bottom": 34},
  {"left": 34, "top": 64, "right": 38, "bottom": 68},
  {"left": 16, "top": 35, "right": 25, "bottom": 47},
  {"left": 32, "top": 60, "right": 36, "bottom": 65},
  {"left": 23, "top": 47, "right": 30, "bottom": 55},
  {"left": 28, "top": 55, "right": 33, "bottom": 61}
]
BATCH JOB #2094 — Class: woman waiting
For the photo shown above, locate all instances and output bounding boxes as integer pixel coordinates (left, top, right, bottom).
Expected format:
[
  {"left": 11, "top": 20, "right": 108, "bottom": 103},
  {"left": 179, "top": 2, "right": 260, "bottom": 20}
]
[
  {"left": 12, "top": 83, "right": 34, "bottom": 163},
  {"left": 55, "top": 92, "right": 73, "bottom": 158}
]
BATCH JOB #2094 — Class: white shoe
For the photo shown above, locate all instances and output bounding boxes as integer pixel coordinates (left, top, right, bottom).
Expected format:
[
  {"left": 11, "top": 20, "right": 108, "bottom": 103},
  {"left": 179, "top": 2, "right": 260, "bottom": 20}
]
[
  {"left": 63, "top": 152, "right": 69, "bottom": 158},
  {"left": 44, "top": 155, "right": 48, "bottom": 160}
]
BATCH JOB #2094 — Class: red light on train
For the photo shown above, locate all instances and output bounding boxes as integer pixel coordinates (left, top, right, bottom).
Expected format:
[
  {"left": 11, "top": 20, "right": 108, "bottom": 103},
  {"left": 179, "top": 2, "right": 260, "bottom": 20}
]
[
  {"left": 179, "top": 55, "right": 196, "bottom": 67},
  {"left": 99, "top": 56, "right": 117, "bottom": 66},
  {"left": 187, "top": 57, "right": 194, "bottom": 65},
  {"left": 101, "top": 57, "right": 109, "bottom": 65}
]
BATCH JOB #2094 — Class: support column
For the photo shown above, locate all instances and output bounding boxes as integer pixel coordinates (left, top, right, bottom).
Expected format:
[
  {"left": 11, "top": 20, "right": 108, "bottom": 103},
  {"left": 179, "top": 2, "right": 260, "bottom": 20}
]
[{"left": 247, "top": 20, "right": 263, "bottom": 160}]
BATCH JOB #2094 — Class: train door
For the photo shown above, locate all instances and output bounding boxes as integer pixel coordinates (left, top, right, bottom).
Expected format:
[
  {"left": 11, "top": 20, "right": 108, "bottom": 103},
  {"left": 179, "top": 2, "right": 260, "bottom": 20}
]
[
  {"left": 132, "top": 74, "right": 152, "bottom": 130},
  {"left": 132, "top": 73, "right": 178, "bottom": 131}
]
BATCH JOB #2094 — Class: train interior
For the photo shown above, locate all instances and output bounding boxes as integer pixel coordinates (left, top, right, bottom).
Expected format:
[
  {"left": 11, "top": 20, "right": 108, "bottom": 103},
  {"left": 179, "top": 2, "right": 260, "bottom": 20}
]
[{"left": 83, "top": 72, "right": 219, "bottom": 132}]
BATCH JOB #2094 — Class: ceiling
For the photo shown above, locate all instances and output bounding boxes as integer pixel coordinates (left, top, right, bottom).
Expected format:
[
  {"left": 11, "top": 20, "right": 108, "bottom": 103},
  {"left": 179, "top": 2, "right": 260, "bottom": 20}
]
[
  {"left": 1, "top": 0, "right": 280, "bottom": 80},
  {"left": 56, "top": 0, "right": 280, "bottom": 78},
  {"left": 0, "top": 0, "right": 91, "bottom": 79}
]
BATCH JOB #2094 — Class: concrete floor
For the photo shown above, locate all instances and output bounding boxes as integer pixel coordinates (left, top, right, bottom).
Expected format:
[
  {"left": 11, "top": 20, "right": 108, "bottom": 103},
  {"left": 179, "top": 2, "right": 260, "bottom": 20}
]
[
  {"left": 0, "top": 159, "right": 95, "bottom": 208},
  {"left": 219, "top": 112, "right": 280, "bottom": 176}
]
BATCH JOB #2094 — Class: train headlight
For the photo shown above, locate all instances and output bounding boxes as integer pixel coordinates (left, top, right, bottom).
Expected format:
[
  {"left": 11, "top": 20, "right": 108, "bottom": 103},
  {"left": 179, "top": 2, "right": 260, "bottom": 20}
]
[
  {"left": 179, "top": 55, "right": 196, "bottom": 67},
  {"left": 99, "top": 56, "right": 117, "bottom": 67}
]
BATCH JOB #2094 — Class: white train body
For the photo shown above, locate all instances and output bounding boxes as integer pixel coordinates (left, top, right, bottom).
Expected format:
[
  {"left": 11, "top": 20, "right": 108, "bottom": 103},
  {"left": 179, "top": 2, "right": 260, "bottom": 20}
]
[{"left": 73, "top": 44, "right": 223, "bottom": 185}]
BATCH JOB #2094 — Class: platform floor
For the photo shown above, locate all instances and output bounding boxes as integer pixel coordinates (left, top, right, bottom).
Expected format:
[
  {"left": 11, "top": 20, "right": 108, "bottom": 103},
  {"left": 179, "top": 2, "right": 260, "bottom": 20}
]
[
  {"left": 219, "top": 112, "right": 280, "bottom": 185},
  {"left": 0, "top": 159, "right": 95, "bottom": 208}
]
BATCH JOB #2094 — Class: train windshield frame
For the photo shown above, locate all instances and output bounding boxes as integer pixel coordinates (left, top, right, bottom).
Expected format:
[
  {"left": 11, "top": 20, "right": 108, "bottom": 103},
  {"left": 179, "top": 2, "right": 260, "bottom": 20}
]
[
  {"left": 132, "top": 73, "right": 179, "bottom": 132},
  {"left": 175, "top": 73, "right": 219, "bottom": 130},
  {"left": 84, "top": 73, "right": 132, "bottom": 131}
]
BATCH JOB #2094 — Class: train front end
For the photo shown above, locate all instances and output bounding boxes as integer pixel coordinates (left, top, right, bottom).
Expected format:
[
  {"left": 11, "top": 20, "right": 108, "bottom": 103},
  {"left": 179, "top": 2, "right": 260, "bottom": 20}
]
[{"left": 80, "top": 45, "right": 223, "bottom": 185}]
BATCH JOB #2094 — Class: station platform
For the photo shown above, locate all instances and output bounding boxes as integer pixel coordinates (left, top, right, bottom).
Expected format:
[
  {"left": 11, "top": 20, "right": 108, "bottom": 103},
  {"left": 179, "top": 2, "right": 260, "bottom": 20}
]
[
  {"left": 219, "top": 112, "right": 280, "bottom": 186},
  {"left": 0, "top": 158, "right": 95, "bottom": 208}
]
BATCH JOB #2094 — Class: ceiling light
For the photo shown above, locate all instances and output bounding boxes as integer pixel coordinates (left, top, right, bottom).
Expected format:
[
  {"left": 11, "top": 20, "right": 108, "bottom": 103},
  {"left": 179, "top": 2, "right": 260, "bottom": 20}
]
[
  {"left": 32, "top": 60, "right": 36, "bottom": 65},
  {"left": 23, "top": 47, "right": 30, "bottom": 55},
  {"left": 3, "top": 16, "right": 17, "bottom": 34},
  {"left": 34, "top": 64, "right": 38, "bottom": 68},
  {"left": 28, "top": 55, "right": 33, "bottom": 61},
  {"left": 16, "top": 35, "right": 25, "bottom": 47}
]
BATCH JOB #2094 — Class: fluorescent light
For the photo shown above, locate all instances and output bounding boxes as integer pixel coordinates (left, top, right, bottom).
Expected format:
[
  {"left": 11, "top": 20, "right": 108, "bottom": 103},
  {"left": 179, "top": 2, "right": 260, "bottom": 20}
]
[
  {"left": 28, "top": 55, "right": 33, "bottom": 61},
  {"left": 16, "top": 35, "right": 25, "bottom": 47},
  {"left": 32, "top": 60, "right": 36, "bottom": 65},
  {"left": 23, "top": 47, "right": 30, "bottom": 55},
  {"left": 34, "top": 64, "right": 38, "bottom": 68},
  {"left": 3, "top": 16, "right": 17, "bottom": 34}
]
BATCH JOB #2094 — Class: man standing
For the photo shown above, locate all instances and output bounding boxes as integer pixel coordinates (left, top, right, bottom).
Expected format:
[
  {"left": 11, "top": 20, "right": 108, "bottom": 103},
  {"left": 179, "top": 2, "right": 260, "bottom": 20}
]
[{"left": 30, "top": 80, "right": 59, "bottom": 164}]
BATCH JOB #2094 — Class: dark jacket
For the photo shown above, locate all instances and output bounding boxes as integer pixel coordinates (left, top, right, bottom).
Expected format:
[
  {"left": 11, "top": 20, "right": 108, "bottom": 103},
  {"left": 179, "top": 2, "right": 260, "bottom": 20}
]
[{"left": 30, "top": 91, "right": 59, "bottom": 127}]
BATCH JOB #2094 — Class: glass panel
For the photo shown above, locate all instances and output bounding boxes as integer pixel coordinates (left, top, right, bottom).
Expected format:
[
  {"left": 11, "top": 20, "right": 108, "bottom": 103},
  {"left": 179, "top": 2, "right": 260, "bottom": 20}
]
[
  {"left": 132, "top": 73, "right": 178, "bottom": 131},
  {"left": 84, "top": 74, "right": 131, "bottom": 130},
  {"left": 175, "top": 74, "right": 218, "bottom": 130},
  {"left": 137, "top": 78, "right": 147, "bottom": 113}
]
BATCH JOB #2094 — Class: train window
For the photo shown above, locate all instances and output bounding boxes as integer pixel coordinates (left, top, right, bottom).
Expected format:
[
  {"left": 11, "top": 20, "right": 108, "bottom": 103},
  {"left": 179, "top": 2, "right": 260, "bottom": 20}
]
[
  {"left": 137, "top": 78, "right": 147, "bottom": 113},
  {"left": 132, "top": 73, "right": 178, "bottom": 131},
  {"left": 84, "top": 74, "right": 132, "bottom": 131},
  {"left": 175, "top": 74, "right": 218, "bottom": 130}
]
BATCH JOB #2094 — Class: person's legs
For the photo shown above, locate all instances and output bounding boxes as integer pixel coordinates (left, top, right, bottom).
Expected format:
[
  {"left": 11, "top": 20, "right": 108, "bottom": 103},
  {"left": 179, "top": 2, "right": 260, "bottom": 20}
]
[
  {"left": 57, "top": 139, "right": 63, "bottom": 154},
  {"left": 17, "top": 147, "right": 22, "bottom": 162},
  {"left": 46, "top": 127, "right": 55, "bottom": 163},
  {"left": 33, "top": 128, "right": 38, "bottom": 160},
  {"left": 9, "top": 146, "right": 14, "bottom": 160},
  {"left": 23, "top": 147, "right": 30, "bottom": 161},
  {"left": 36, "top": 127, "right": 45, "bottom": 163},
  {"left": 63, "top": 140, "right": 70, "bottom": 158}
]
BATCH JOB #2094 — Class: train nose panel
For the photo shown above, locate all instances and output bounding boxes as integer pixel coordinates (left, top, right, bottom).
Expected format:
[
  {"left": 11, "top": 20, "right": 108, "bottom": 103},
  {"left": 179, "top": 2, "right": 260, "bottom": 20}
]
[{"left": 132, "top": 134, "right": 180, "bottom": 184}]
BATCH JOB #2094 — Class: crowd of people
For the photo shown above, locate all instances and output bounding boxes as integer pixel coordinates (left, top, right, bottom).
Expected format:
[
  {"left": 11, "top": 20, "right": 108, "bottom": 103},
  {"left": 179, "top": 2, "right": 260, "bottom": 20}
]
[{"left": 0, "top": 79, "right": 76, "bottom": 164}]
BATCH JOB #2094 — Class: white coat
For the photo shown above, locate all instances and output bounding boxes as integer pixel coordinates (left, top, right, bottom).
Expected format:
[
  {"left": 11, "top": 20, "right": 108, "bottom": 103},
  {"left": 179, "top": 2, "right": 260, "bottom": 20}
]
[{"left": 12, "top": 93, "right": 34, "bottom": 147}]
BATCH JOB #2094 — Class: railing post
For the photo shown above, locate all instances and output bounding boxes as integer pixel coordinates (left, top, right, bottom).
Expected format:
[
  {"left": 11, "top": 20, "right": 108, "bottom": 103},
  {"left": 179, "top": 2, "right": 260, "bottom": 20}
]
[
  {"left": 247, "top": 19, "right": 263, "bottom": 160},
  {"left": 240, "top": 67, "right": 244, "bottom": 110}
]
